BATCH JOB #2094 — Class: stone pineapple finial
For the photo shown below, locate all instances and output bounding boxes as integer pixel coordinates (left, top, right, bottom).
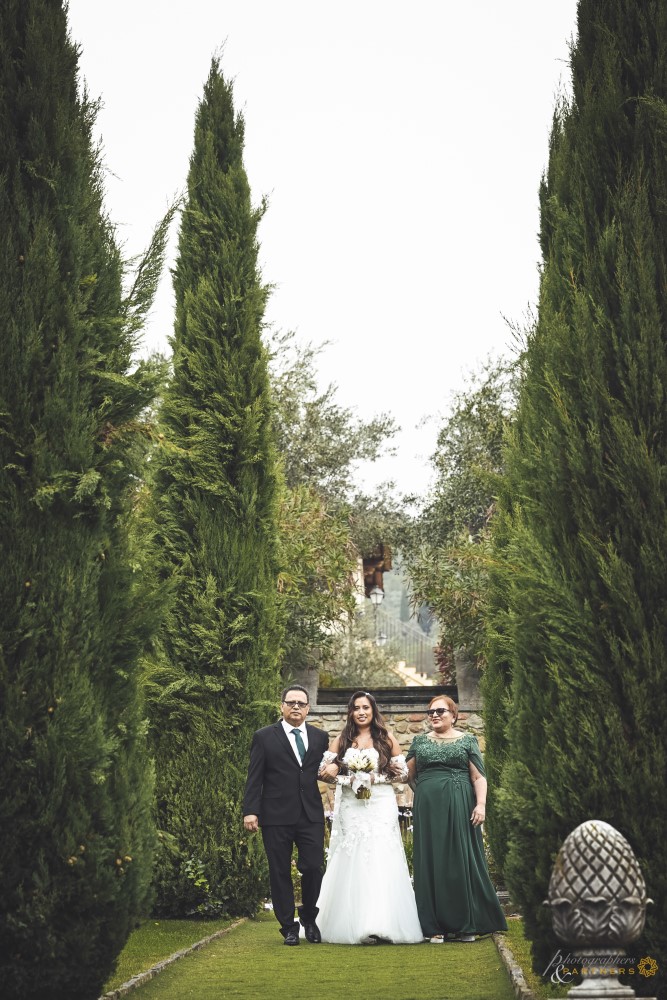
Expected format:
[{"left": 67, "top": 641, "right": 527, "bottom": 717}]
[
  {"left": 545, "top": 820, "right": 654, "bottom": 999},
  {"left": 546, "top": 820, "right": 649, "bottom": 948}
]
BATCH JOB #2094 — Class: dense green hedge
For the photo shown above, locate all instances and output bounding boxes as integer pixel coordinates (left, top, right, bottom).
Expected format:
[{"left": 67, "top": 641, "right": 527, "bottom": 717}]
[
  {"left": 0, "top": 3, "right": 163, "bottom": 996},
  {"left": 484, "top": 2, "right": 667, "bottom": 995}
]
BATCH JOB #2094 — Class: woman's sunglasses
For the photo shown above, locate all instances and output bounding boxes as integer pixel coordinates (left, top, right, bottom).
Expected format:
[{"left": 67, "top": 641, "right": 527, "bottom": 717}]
[{"left": 426, "top": 707, "right": 451, "bottom": 717}]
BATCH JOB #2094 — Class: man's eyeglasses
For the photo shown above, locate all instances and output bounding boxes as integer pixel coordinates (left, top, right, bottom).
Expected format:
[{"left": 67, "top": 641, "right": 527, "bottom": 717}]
[
  {"left": 426, "top": 707, "right": 450, "bottom": 717},
  {"left": 283, "top": 700, "right": 308, "bottom": 709}
]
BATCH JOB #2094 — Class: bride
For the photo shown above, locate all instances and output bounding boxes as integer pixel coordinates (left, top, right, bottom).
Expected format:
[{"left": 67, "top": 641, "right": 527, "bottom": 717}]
[{"left": 316, "top": 691, "right": 423, "bottom": 944}]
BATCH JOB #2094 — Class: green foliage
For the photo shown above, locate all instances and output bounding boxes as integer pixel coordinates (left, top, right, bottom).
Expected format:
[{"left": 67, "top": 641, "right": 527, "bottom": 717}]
[
  {"left": 277, "top": 482, "right": 358, "bottom": 672},
  {"left": 268, "top": 330, "right": 406, "bottom": 554},
  {"left": 420, "top": 359, "right": 516, "bottom": 546},
  {"left": 484, "top": 2, "right": 667, "bottom": 992},
  {"left": 406, "top": 359, "right": 516, "bottom": 668},
  {"left": 347, "top": 490, "right": 409, "bottom": 559},
  {"left": 269, "top": 330, "right": 398, "bottom": 504},
  {"left": 0, "top": 3, "right": 167, "bottom": 996},
  {"left": 145, "top": 59, "right": 281, "bottom": 919},
  {"left": 268, "top": 330, "right": 405, "bottom": 675}
]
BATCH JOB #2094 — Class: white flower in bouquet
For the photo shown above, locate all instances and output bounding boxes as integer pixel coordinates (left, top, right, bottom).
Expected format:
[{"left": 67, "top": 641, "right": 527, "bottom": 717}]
[{"left": 342, "top": 747, "right": 378, "bottom": 799}]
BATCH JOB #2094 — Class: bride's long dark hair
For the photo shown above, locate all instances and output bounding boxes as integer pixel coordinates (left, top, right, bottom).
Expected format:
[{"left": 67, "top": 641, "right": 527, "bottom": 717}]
[{"left": 337, "top": 690, "right": 395, "bottom": 776}]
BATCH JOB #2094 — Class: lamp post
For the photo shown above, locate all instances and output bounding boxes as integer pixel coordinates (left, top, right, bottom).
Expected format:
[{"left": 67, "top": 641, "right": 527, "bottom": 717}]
[{"left": 369, "top": 586, "right": 384, "bottom": 646}]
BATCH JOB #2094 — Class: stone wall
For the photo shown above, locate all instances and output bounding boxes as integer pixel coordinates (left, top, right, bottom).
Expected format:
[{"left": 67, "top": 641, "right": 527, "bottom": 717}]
[{"left": 309, "top": 689, "right": 485, "bottom": 809}]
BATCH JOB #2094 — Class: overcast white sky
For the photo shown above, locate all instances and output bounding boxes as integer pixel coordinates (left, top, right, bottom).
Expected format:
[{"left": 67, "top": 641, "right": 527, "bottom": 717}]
[{"left": 66, "top": 0, "right": 579, "bottom": 498}]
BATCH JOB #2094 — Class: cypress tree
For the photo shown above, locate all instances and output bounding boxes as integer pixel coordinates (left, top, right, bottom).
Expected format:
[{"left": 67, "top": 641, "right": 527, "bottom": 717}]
[
  {"left": 0, "top": 2, "right": 166, "bottom": 996},
  {"left": 147, "top": 59, "right": 282, "bottom": 917},
  {"left": 484, "top": 1, "right": 667, "bottom": 989}
]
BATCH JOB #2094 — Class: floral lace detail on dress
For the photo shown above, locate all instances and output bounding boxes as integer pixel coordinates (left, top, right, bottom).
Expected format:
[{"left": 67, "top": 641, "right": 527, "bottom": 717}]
[
  {"left": 407, "top": 732, "right": 486, "bottom": 778},
  {"left": 374, "top": 754, "right": 409, "bottom": 783},
  {"left": 329, "top": 783, "right": 407, "bottom": 859}
]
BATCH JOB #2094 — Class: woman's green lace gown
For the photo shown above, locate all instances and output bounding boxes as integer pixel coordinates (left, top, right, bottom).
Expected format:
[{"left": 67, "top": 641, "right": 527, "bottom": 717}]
[{"left": 407, "top": 732, "right": 507, "bottom": 937}]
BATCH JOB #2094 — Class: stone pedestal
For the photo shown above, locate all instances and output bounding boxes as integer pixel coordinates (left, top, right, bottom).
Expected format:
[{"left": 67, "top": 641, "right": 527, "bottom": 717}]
[
  {"left": 545, "top": 821, "right": 655, "bottom": 1000},
  {"left": 568, "top": 974, "right": 645, "bottom": 998},
  {"left": 454, "top": 649, "right": 483, "bottom": 711}
]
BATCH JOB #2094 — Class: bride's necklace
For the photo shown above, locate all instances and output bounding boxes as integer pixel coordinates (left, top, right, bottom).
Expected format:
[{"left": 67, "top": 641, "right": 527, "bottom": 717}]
[{"left": 352, "top": 730, "right": 374, "bottom": 749}]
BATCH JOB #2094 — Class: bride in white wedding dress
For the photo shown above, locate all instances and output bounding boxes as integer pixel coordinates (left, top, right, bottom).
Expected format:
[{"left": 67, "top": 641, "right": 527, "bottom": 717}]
[{"left": 316, "top": 691, "right": 423, "bottom": 944}]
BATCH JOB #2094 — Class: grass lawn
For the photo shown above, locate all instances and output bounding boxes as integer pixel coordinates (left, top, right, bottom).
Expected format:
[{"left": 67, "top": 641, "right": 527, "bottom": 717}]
[
  {"left": 499, "top": 918, "right": 569, "bottom": 1000},
  {"left": 124, "top": 912, "right": 515, "bottom": 1000},
  {"left": 104, "top": 917, "right": 235, "bottom": 991}
]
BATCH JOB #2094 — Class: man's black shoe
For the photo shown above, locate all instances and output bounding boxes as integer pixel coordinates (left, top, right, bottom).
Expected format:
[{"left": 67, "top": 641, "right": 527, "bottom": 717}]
[
  {"left": 283, "top": 929, "right": 300, "bottom": 946},
  {"left": 302, "top": 922, "right": 321, "bottom": 943}
]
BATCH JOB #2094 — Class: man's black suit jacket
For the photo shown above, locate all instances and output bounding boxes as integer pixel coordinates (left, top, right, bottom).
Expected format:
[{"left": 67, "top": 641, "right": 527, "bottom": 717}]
[{"left": 243, "top": 722, "right": 329, "bottom": 826}]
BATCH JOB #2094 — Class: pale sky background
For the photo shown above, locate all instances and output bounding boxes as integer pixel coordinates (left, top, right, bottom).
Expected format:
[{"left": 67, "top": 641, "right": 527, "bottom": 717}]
[{"left": 66, "top": 0, "right": 579, "bottom": 498}]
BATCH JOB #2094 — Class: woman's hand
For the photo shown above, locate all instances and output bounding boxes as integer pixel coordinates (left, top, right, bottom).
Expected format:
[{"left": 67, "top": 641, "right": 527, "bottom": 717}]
[
  {"left": 469, "top": 764, "right": 487, "bottom": 825},
  {"left": 470, "top": 803, "right": 486, "bottom": 827},
  {"left": 319, "top": 762, "right": 340, "bottom": 782}
]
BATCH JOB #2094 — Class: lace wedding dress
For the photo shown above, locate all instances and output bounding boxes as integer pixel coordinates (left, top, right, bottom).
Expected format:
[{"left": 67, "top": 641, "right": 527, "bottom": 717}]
[{"left": 316, "top": 751, "right": 423, "bottom": 944}]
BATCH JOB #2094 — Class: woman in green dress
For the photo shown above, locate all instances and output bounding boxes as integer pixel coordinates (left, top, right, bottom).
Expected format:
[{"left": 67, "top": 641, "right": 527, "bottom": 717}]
[{"left": 406, "top": 695, "right": 507, "bottom": 942}]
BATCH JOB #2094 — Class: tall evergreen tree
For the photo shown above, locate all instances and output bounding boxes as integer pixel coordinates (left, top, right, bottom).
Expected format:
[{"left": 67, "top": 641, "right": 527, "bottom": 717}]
[
  {"left": 484, "top": 1, "right": 667, "bottom": 990},
  {"left": 0, "top": 2, "right": 167, "bottom": 997},
  {"left": 146, "top": 59, "right": 282, "bottom": 917}
]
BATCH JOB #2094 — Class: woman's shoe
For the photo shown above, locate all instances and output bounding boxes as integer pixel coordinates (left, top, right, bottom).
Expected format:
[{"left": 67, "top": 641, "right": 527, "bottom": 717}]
[
  {"left": 458, "top": 934, "right": 476, "bottom": 942},
  {"left": 429, "top": 934, "right": 445, "bottom": 943}
]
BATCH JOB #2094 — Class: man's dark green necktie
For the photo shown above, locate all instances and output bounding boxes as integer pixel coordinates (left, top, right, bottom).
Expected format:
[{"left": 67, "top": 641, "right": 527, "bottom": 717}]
[{"left": 291, "top": 728, "right": 306, "bottom": 763}]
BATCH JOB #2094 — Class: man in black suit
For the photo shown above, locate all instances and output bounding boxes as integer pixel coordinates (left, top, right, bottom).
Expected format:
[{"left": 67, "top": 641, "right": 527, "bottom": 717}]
[{"left": 243, "top": 685, "right": 329, "bottom": 945}]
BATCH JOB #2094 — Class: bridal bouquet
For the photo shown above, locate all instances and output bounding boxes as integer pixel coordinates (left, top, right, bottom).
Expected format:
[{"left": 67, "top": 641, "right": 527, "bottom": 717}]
[{"left": 342, "top": 747, "right": 378, "bottom": 799}]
